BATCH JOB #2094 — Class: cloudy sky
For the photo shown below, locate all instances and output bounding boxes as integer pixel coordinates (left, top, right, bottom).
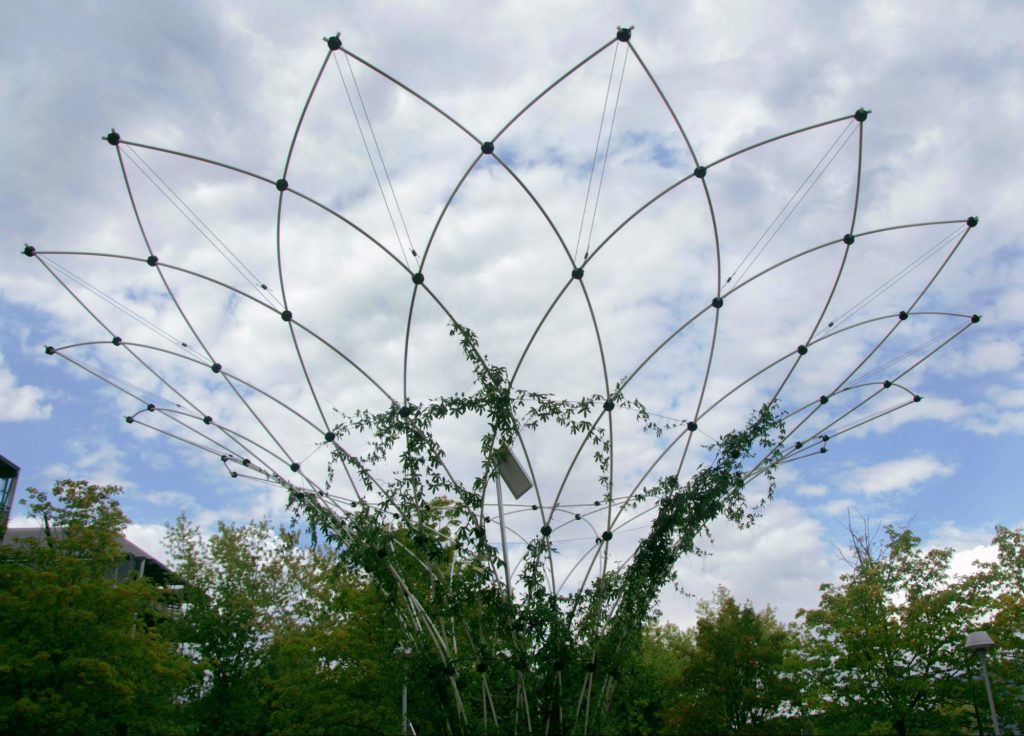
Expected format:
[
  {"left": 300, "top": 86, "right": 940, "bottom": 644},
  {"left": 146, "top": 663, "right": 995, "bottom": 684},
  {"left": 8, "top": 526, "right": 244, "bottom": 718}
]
[{"left": 2, "top": 0, "right": 1022, "bottom": 627}]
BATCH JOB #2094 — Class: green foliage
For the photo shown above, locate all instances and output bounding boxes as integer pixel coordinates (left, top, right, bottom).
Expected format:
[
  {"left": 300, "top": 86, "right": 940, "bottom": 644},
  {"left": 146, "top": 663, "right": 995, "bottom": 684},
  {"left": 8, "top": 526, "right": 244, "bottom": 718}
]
[
  {"left": 602, "top": 623, "right": 694, "bottom": 735},
  {"left": 164, "top": 515, "right": 408, "bottom": 735},
  {"left": 797, "top": 524, "right": 976, "bottom": 735},
  {"left": 293, "top": 321, "right": 787, "bottom": 733},
  {"left": 0, "top": 480, "right": 190, "bottom": 736},
  {"left": 660, "top": 588, "right": 801, "bottom": 735},
  {"left": 961, "top": 525, "right": 1024, "bottom": 732}
]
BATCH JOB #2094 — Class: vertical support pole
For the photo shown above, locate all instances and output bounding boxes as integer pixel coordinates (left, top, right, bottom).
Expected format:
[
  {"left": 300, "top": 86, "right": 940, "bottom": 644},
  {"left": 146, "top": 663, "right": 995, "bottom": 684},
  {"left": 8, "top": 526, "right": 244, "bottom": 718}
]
[
  {"left": 495, "top": 477, "right": 513, "bottom": 595},
  {"left": 402, "top": 679, "right": 409, "bottom": 736},
  {"left": 976, "top": 650, "right": 1001, "bottom": 736}
]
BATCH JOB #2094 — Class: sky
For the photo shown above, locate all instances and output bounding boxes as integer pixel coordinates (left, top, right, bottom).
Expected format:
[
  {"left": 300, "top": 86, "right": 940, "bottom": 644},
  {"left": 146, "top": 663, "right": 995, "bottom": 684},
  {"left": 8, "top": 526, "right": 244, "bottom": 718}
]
[{"left": 1, "top": 0, "right": 1022, "bottom": 628}]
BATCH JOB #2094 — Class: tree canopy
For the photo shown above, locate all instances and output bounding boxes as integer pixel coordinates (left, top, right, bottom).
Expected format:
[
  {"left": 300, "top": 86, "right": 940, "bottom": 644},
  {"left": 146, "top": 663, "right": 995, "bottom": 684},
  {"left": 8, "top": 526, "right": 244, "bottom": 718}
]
[{"left": 2, "top": 480, "right": 1021, "bottom": 735}]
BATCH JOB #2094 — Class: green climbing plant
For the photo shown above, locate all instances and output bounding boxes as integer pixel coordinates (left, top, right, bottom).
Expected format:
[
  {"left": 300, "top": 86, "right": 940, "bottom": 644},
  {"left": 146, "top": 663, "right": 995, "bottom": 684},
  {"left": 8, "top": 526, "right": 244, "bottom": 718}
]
[{"left": 289, "top": 322, "right": 786, "bottom": 735}]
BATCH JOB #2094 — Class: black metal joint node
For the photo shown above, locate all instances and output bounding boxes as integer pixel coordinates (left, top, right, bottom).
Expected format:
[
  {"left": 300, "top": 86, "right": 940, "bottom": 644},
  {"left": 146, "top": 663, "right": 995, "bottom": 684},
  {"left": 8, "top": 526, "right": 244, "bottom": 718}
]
[
  {"left": 572, "top": 267, "right": 585, "bottom": 280},
  {"left": 797, "top": 345, "right": 808, "bottom": 355},
  {"left": 412, "top": 272, "right": 425, "bottom": 285},
  {"left": 602, "top": 530, "right": 613, "bottom": 541},
  {"left": 275, "top": 178, "right": 288, "bottom": 192},
  {"left": 819, "top": 395, "right": 829, "bottom": 405},
  {"left": 711, "top": 296, "right": 724, "bottom": 309},
  {"left": 147, "top": 403, "right": 156, "bottom": 412},
  {"left": 22, "top": 245, "right": 36, "bottom": 257},
  {"left": 883, "top": 380, "right": 892, "bottom": 388},
  {"left": 112, "top": 336, "right": 122, "bottom": 346},
  {"left": 843, "top": 233, "right": 855, "bottom": 245},
  {"left": 146, "top": 255, "right": 159, "bottom": 267},
  {"left": 966, "top": 216, "right": 979, "bottom": 228},
  {"left": 795, "top": 441, "right": 803, "bottom": 449},
  {"left": 913, "top": 394, "right": 922, "bottom": 403},
  {"left": 326, "top": 35, "right": 342, "bottom": 51},
  {"left": 616, "top": 26, "right": 633, "bottom": 42},
  {"left": 687, "top": 420, "right": 698, "bottom": 432},
  {"left": 603, "top": 399, "right": 615, "bottom": 412},
  {"left": 280, "top": 309, "right": 292, "bottom": 322},
  {"left": 324, "top": 431, "right": 335, "bottom": 442},
  {"left": 971, "top": 314, "right": 981, "bottom": 324},
  {"left": 481, "top": 141, "right": 494, "bottom": 155},
  {"left": 211, "top": 362, "right": 222, "bottom": 373},
  {"left": 290, "top": 462, "right": 300, "bottom": 472},
  {"left": 203, "top": 415, "right": 213, "bottom": 425},
  {"left": 540, "top": 525, "right": 552, "bottom": 537},
  {"left": 125, "top": 415, "right": 134, "bottom": 424},
  {"left": 693, "top": 165, "right": 707, "bottom": 179},
  {"left": 44, "top": 345, "right": 56, "bottom": 355},
  {"left": 899, "top": 310, "right": 909, "bottom": 320},
  {"left": 854, "top": 108, "right": 870, "bottom": 122},
  {"left": 399, "top": 405, "right": 413, "bottom": 418},
  {"left": 105, "top": 130, "right": 121, "bottom": 145}
]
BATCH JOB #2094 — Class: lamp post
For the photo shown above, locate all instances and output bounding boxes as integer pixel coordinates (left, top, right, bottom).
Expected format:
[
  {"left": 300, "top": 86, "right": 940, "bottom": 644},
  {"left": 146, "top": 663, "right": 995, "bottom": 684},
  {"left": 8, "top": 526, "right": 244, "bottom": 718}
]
[{"left": 966, "top": 631, "right": 1001, "bottom": 736}]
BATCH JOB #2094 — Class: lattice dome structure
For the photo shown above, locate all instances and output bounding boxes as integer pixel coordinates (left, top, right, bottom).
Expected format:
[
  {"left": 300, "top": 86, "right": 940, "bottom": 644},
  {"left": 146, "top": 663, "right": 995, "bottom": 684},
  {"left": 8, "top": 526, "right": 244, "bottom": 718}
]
[{"left": 23, "top": 27, "right": 981, "bottom": 732}]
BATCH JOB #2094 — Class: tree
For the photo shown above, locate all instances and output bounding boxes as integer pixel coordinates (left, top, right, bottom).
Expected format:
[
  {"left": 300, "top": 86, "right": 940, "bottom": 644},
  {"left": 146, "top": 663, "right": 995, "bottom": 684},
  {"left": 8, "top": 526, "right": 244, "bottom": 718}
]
[
  {"left": 164, "top": 516, "right": 408, "bottom": 735},
  {"left": 0, "top": 480, "right": 190, "bottom": 735},
  {"left": 962, "top": 525, "right": 1024, "bottom": 733},
  {"left": 601, "top": 623, "right": 694, "bottom": 735},
  {"left": 797, "top": 524, "right": 975, "bottom": 735},
  {"left": 661, "top": 587, "right": 802, "bottom": 735}
]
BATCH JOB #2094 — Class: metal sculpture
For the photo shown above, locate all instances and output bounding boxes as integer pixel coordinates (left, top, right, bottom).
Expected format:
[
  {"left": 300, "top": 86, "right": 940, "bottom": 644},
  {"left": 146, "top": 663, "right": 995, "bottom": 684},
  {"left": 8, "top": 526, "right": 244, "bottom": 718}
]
[{"left": 22, "top": 26, "right": 981, "bottom": 733}]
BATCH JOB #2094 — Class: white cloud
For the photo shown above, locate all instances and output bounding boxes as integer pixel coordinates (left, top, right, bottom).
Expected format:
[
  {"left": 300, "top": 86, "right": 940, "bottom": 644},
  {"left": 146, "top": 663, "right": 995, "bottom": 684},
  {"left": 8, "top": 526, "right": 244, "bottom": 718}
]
[
  {"left": 818, "top": 497, "right": 857, "bottom": 515},
  {"left": 844, "top": 454, "right": 956, "bottom": 496},
  {"left": 1, "top": 1, "right": 1022, "bottom": 631},
  {"left": 935, "top": 337, "right": 1022, "bottom": 377},
  {"left": 661, "top": 499, "right": 840, "bottom": 627},
  {"left": 42, "top": 437, "right": 133, "bottom": 490},
  {"left": 0, "top": 350, "right": 51, "bottom": 421},
  {"left": 125, "top": 522, "right": 172, "bottom": 565}
]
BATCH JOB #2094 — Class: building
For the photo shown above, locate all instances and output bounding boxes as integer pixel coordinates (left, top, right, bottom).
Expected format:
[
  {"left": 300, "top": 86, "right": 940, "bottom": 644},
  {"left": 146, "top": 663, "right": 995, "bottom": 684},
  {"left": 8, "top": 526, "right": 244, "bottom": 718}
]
[{"left": 0, "top": 454, "right": 19, "bottom": 532}]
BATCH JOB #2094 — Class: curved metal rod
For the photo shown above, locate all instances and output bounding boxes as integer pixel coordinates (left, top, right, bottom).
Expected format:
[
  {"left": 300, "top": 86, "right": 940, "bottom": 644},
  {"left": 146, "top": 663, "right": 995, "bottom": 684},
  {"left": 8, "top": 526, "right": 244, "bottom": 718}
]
[
  {"left": 282, "top": 50, "right": 332, "bottom": 179},
  {"left": 120, "top": 142, "right": 413, "bottom": 276},
  {"left": 38, "top": 250, "right": 398, "bottom": 404},
  {"left": 116, "top": 147, "right": 215, "bottom": 361},
  {"left": 339, "top": 47, "right": 480, "bottom": 143},
  {"left": 492, "top": 38, "right": 617, "bottom": 143},
  {"left": 675, "top": 300, "right": 721, "bottom": 476},
  {"left": 581, "top": 172, "right": 694, "bottom": 267},
  {"left": 706, "top": 113, "right": 856, "bottom": 169},
  {"left": 492, "top": 153, "right": 574, "bottom": 264},
  {"left": 555, "top": 539, "right": 602, "bottom": 597},
  {"left": 402, "top": 285, "right": 420, "bottom": 403},
  {"left": 906, "top": 228, "right": 972, "bottom": 313},
  {"left": 626, "top": 42, "right": 697, "bottom": 163},
  {"left": 616, "top": 222, "right": 968, "bottom": 409},
  {"left": 123, "top": 141, "right": 276, "bottom": 186},
  {"left": 285, "top": 319, "right": 331, "bottom": 430},
  {"left": 509, "top": 279, "right": 573, "bottom": 384},
  {"left": 849, "top": 122, "right": 865, "bottom": 234},
  {"left": 279, "top": 48, "right": 352, "bottom": 436},
  {"left": 806, "top": 243, "right": 851, "bottom": 345},
  {"left": 417, "top": 157, "right": 480, "bottom": 272}
]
